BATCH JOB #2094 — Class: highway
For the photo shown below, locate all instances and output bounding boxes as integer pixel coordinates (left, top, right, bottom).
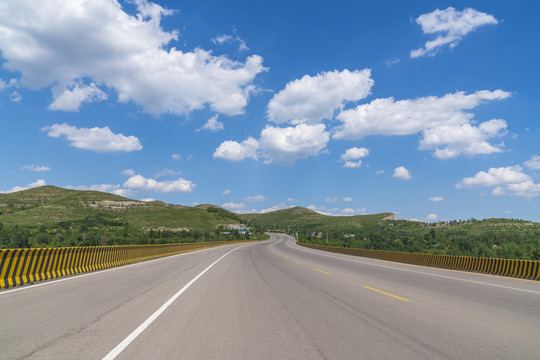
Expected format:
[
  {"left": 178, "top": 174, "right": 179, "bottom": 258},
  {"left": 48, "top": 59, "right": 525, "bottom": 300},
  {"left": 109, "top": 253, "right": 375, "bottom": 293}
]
[{"left": 1, "top": 233, "right": 539, "bottom": 359}]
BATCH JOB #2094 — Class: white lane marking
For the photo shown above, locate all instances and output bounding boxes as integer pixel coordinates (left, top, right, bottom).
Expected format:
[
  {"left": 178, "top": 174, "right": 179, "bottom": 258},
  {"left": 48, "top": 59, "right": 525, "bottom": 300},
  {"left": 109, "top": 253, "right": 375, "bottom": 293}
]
[
  {"left": 283, "top": 238, "right": 540, "bottom": 295},
  {"left": 102, "top": 244, "right": 250, "bottom": 360},
  {"left": 0, "top": 243, "right": 245, "bottom": 296}
]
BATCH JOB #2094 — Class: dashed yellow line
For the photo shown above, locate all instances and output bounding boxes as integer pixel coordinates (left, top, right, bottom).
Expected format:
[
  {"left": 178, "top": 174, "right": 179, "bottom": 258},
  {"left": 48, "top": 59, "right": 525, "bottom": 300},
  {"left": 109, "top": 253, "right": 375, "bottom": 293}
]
[
  {"left": 364, "top": 286, "right": 410, "bottom": 302},
  {"left": 295, "top": 261, "right": 303, "bottom": 265},
  {"left": 283, "top": 256, "right": 288, "bottom": 259},
  {"left": 315, "top": 268, "right": 330, "bottom": 275}
]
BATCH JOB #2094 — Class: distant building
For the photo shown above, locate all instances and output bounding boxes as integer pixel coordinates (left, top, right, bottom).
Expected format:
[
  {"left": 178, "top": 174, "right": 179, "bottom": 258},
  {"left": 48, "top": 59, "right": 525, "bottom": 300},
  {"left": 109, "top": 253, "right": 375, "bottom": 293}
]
[{"left": 223, "top": 226, "right": 251, "bottom": 234}]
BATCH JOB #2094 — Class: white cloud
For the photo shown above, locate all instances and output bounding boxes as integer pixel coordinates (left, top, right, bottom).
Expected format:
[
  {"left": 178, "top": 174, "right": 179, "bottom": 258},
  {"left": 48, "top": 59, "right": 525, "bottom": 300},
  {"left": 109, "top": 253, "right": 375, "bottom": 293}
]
[
  {"left": 457, "top": 165, "right": 540, "bottom": 198},
  {"left": 258, "top": 203, "right": 287, "bottom": 214},
  {"left": 42, "top": 123, "right": 142, "bottom": 152},
  {"left": 140, "top": 198, "right": 156, "bottom": 202},
  {"left": 287, "top": 198, "right": 297, "bottom": 203},
  {"left": 335, "top": 90, "right": 510, "bottom": 158},
  {"left": 426, "top": 213, "right": 438, "bottom": 221},
  {"left": 0, "top": 0, "right": 265, "bottom": 116},
  {"left": 66, "top": 183, "right": 126, "bottom": 196},
  {"left": 212, "top": 34, "right": 249, "bottom": 51},
  {"left": 393, "top": 166, "right": 411, "bottom": 180},
  {"left": 123, "top": 174, "right": 195, "bottom": 193},
  {"left": 122, "top": 169, "right": 135, "bottom": 176},
  {"left": 48, "top": 82, "right": 107, "bottom": 111},
  {"left": 343, "top": 197, "right": 352, "bottom": 202},
  {"left": 153, "top": 168, "right": 180, "bottom": 178},
  {"left": 222, "top": 202, "right": 245, "bottom": 210},
  {"left": 411, "top": 7, "right": 498, "bottom": 58},
  {"left": 341, "top": 147, "right": 370, "bottom": 160},
  {"left": 213, "top": 137, "right": 259, "bottom": 161},
  {"left": 457, "top": 166, "right": 529, "bottom": 188},
  {"left": 171, "top": 154, "right": 181, "bottom": 161},
  {"left": 325, "top": 197, "right": 338, "bottom": 203},
  {"left": 343, "top": 161, "right": 362, "bottom": 168},
  {"left": 385, "top": 57, "right": 400, "bottom": 67},
  {"left": 244, "top": 195, "right": 266, "bottom": 202},
  {"left": 197, "top": 115, "right": 224, "bottom": 132},
  {"left": 375, "top": 170, "right": 385, "bottom": 175},
  {"left": 222, "top": 189, "right": 231, "bottom": 195},
  {"left": 0, "top": 79, "right": 6, "bottom": 90},
  {"left": 341, "top": 147, "right": 369, "bottom": 168},
  {"left": 21, "top": 164, "right": 51, "bottom": 172},
  {"left": 525, "top": 155, "right": 540, "bottom": 170},
  {"left": 259, "top": 124, "right": 330, "bottom": 165},
  {"left": 1, "top": 179, "right": 46, "bottom": 193},
  {"left": 429, "top": 196, "right": 444, "bottom": 202},
  {"left": 341, "top": 208, "right": 367, "bottom": 215},
  {"left": 9, "top": 91, "right": 22, "bottom": 102},
  {"left": 267, "top": 69, "right": 373, "bottom": 125}
]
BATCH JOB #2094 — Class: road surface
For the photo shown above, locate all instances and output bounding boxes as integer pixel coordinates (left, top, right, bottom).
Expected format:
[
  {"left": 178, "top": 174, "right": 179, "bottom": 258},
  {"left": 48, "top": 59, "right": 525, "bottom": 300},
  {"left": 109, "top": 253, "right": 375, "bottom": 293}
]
[{"left": 1, "top": 233, "right": 539, "bottom": 359}]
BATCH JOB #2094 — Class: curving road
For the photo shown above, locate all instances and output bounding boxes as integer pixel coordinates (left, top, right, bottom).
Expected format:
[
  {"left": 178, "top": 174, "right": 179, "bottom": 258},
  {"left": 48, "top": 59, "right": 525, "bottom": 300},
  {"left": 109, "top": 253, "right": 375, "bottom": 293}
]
[{"left": 1, "top": 233, "right": 539, "bottom": 359}]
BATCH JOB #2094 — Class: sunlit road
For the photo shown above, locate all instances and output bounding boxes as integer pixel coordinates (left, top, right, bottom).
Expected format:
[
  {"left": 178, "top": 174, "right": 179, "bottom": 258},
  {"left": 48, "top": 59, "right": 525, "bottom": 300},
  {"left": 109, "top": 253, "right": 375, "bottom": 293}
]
[{"left": 1, "top": 233, "right": 539, "bottom": 359}]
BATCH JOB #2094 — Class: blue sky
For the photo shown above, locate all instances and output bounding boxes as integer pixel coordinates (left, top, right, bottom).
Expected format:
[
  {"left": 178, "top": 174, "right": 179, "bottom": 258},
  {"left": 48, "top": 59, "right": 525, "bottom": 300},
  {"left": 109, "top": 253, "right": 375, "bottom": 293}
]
[{"left": 1, "top": 0, "right": 539, "bottom": 222}]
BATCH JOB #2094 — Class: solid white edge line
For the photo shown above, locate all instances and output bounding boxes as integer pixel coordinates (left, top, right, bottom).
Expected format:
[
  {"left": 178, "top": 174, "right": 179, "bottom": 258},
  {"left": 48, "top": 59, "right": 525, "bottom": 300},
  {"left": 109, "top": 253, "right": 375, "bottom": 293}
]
[
  {"left": 102, "top": 243, "right": 250, "bottom": 360},
  {"left": 282, "top": 236, "right": 540, "bottom": 295},
  {"left": 0, "top": 243, "right": 245, "bottom": 296}
]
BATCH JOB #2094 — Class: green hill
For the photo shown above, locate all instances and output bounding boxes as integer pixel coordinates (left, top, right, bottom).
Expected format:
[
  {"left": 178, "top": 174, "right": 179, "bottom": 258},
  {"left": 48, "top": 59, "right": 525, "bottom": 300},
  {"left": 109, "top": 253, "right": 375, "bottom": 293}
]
[
  {"left": 0, "top": 186, "right": 239, "bottom": 232},
  {"left": 241, "top": 207, "right": 395, "bottom": 230}
]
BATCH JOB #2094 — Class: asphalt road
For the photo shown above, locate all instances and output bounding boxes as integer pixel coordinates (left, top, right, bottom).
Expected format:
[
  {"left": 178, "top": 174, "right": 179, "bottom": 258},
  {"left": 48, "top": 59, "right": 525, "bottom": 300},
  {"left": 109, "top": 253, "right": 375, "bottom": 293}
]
[{"left": 1, "top": 233, "right": 539, "bottom": 359}]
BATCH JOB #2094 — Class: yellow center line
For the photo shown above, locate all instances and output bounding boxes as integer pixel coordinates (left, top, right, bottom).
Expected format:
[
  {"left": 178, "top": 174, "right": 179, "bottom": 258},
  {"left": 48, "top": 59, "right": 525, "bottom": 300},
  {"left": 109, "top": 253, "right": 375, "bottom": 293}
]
[
  {"left": 295, "top": 261, "right": 303, "bottom": 265},
  {"left": 364, "top": 286, "right": 410, "bottom": 302},
  {"left": 283, "top": 256, "right": 288, "bottom": 259},
  {"left": 315, "top": 268, "right": 330, "bottom": 275}
]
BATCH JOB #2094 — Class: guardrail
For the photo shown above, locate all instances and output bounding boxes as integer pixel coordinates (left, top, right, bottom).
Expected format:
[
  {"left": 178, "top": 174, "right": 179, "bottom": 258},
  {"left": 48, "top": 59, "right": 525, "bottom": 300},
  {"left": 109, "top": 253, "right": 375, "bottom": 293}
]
[
  {"left": 0, "top": 241, "right": 253, "bottom": 289},
  {"left": 297, "top": 242, "right": 540, "bottom": 281}
]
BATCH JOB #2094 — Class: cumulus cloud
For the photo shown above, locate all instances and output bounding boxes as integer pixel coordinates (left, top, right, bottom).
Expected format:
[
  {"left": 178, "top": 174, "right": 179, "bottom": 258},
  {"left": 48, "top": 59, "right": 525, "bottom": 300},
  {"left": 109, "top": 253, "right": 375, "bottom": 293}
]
[
  {"left": 411, "top": 7, "right": 498, "bottom": 58},
  {"left": 259, "top": 124, "right": 330, "bottom": 165},
  {"left": 287, "top": 198, "right": 298, "bottom": 203},
  {"left": 334, "top": 90, "right": 510, "bottom": 158},
  {"left": 244, "top": 195, "right": 266, "bottom": 202},
  {"left": 426, "top": 213, "right": 438, "bottom": 221},
  {"left": 171, "top": 154, "right": 181, "bottom": 161},
  {"left": 525, "top": 155, "right": 540, "bottom": 170},
  {"left": 123, "top": 174, "right": 195, "bottom": 193},
  {"left": 222, "top": 202, "right": 245, "bottom": 210},
  {"left": 197, "top": 115, "right": 224, "bottom": 132},
  {"left": 267, "top": 69, "right": 373, "bottom": 125},
  {"left": 1, "top": 179, "right": 46, "bottom": 194},
  {"left": 393, "top": 166, "right": 411, "bottom": 180},
  {"left": 257, "top": 203, "right": 287, "bottom": 214},
  {"left": 343, "top": 197, "right": 352, "bottom": 202},
  {"left": 213, "top": 137, "right": 259, "bottom": 161},
  {"left": 48, "top": 82, "right": 107, "bottom": 111},
  {"left": 0, "top": 0, "right": 265, "bottom": 115},
  {"left": 21, "top": 164, "right": 51, "bottom": 172},
  {"left": 325, "top": 197, "right": 338, "bottom": 203},
  {"left": 429, "top": 196, "right": 444, "bottom": 202},
  {"left": 457, "top": 165, "right": 540, "bottom": 198},
  {"left": 341, "top": 147, "right": 369, "bottom": 168},
  {"left": 42, "top": 123, "right": 142, "bottom": 152},
  {"left": 222, "top": 189, "right": 231, "bottom": 195}
]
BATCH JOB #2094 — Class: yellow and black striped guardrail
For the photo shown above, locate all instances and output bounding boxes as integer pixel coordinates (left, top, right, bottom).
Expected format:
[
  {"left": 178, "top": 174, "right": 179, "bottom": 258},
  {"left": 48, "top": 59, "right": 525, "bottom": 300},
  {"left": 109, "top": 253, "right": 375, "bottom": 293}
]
[
  {"left": 0, "top": 241, "right": 252, "bottom": 289},
  {"left": 298, "top": 242, "right": 540, "bottom": 281}
]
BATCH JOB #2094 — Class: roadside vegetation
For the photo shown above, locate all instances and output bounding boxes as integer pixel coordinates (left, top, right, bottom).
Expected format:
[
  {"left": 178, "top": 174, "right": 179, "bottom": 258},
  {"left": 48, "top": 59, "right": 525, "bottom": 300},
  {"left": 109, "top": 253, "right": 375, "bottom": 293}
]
[{"left": 244, "top": 209, "right": 540, "bottom": 261}]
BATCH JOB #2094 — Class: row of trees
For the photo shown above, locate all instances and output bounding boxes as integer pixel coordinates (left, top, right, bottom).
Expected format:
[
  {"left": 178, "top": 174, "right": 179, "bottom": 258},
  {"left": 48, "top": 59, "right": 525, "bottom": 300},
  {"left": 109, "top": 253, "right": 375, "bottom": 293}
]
[
  {"left": 0, "top": 218, "right": 267, "bottom": 249},
  {"left": 292, "top": 223, "right": 540, "bottom": 261}
]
